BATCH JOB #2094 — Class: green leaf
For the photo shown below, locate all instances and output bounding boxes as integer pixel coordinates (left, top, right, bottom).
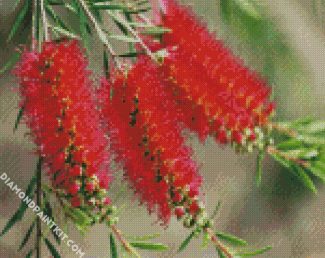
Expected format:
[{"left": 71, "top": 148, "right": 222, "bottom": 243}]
[
  {"left": 103, "top": 50, "right": 109, "bottom": 78},
  {"left": 130, "top": 241, "right": 168, "bottom": 251},
  {"left": 301, "top": 121, "right": 325, "bottom": 134},
  {"left": 140, "top": 26, "right": 171, "bottom": 35},
  {"left": 44, "top": 238, "right": 61, "bottom": 258},
  {"left": 127, "top": 233, "right": 160, "bottom": 241},
  {"left": 18, "top": 221, "right": 35, "bottom": 251},
  {"left": 276, "top": 139, "right": 303, "bottom": 151},
  {"left": 308, "top": 166, "right": 325, "bottom": 182},
  {"left": 0, "top": 52, "right": 21, "bottom": 75},
  {"left": 125, "top": 7, "right": 151, "bottom": 14},
  {"left": 110, "top": 233, "right": 118, "bottom": 258},
  {"left": 7, "top": 0, "right": 30, "bottom": 42},
  {"left": 77, "top": 3, "right": 91, "bottom": 50},
  {"left": 216, "top": 231, "right": 248, "bottom": 246},
  {"left": 178, "top": 231, "right": 195, "bottom": 252},
  {"left": 236, "top": 245, "right": 272, "bottom": 256},
  {"left": 14, "top": 107, "right": 24, "bottom": 132},
  {"left": 118, "top": 51, "right": 141, "bottom": 57},
  {"left": 256, "top": 151, "right": 264, "bottom": 187},
  {"left": 25, "top": 249, "right": 33, "bottom": 258},
  {"left": 43, "top": 193, "right": 61, "bottom": 244},
  {"left": 48, "top": 0, "right": 64, "bottom": 5},
  {"left": 293, "top": 165, "right": 317, "bottom": 193},
  {"left": 269, "top": 153, "right": 291, "bottom": 169},
  {"left": 50, "top": 25, "right": 80, "bottom": 39},
  {"left": 0, "top": 206, "right": 29, "bottom": 237},
  {"left": 0, "top": 175, "right": 36, "bottom": 237},
  {"left": 217, "top": 248, "right": 227, "bottom": 258},
  {"left": 233, "top": 0, "right": 261, "bottom": 20},
  {"left": 210, "top": 201, "right": 221, "bottom": 219},
  {"left": 92, "top": 3, "right": 129, "bottom": 11},
  {"left": 45, "top": 4, "right": 69, "bottom": 30},
  {"left": 109, "top": 34, "right": 139, "bottom": 43}
]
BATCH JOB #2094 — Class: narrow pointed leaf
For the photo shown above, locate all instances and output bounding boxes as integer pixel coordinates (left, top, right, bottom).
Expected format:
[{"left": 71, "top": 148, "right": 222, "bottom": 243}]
[
  {"left": 14, "top": 107, "right": 24, "bottom": 132},
  {"left": 45, "top": 5, "right": 69, "bottom": 30},
  {"left": 110, "top": 233, "right": 118, "bottom": 258},
  {"left": 236, "top": 245, "right": 272, "bottom": 256},
  {"left": 216, "top": 231, "right": 248, "bottom": 246},
  {"left": 293, "top": 165, "right": 317, "bottom": 193},
  {"left": 25, "top": 249, "right": 33, "bottom": 258},
  {"left": 118, "top": 51, "right": 141, "bottom": 57},
  {"left": 50, "top": 25, "right": 80, "bottom": 39},
  {"left": 0, "top": 175, "right": 36, "bottom": 237},
  {"left": 7, "top": 0, "right": 30, "bottom": 42},
  {"left": 93, "top": 3, "right": 128, "bottom": 10},
  {"left": 130, "top": 241, "right": 168, "bottom": 251},
  {"left": 109, "top": 34, "right": 139, "bottom": 43},
  {"left": 178, "top": 231, "right": 195, "bottom": 252},
  {"left": 43, "top": 194, "right": 60, "bottom": 244},
  {"left": 210, "top": 201, "right": 221, "bottom": 219},
  {"left": 127, "top": 233, "right": 160, "bottom": 241},
  {"left": 0, "top": 52, "right": 21, "bottom": 75},
  {"left": 18, "top": 221, "right": 35, "bottom": 251},
  {"left": 217, "top": 248, "right": 227, "bottom": 258},
  {"left": 44, "top": 238, "right": 61, "bottom": 258},
  {"left": 309, "top": 166, "right": 325, "bottom": 182}
]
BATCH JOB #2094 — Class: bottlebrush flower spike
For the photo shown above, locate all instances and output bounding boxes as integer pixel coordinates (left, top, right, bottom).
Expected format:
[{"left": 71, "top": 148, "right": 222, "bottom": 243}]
[
  {"left": 14, "top": 40, "right": 112, "bottom": 209},
  {"left": 158, "top": 0, "right": 275, "bottom": 150},
  {"left": 99, "top": 57, "right": 204, "bottom": 225}
]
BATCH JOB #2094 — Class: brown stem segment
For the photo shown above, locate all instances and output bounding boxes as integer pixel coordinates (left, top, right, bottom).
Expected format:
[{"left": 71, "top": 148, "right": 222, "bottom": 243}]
[
  {"left": 267, "top": 146, "right": 310, "bottom": 168},
  {"left": 111, "top": 225, "right": 140, "bottom": 258},
  {"left": 205, "top": 227, "right": 233, "bottom": 258},
  {"left": 269, "top": 122, "right": 298, "bottom": 138}
]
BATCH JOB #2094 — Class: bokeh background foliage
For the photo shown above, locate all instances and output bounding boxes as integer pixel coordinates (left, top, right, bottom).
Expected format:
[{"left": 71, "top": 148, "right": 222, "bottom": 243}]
[{"left": 1, "top": 0, "right": 325, "bottom": 257}]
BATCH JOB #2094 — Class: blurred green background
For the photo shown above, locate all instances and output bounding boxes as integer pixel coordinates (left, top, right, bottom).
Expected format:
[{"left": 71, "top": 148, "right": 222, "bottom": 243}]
[{"left": 1, "top": 0, "right": 325, "bottom": 257}]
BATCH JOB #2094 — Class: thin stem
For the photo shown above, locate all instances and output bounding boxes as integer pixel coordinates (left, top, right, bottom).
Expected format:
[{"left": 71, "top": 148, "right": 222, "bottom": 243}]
[
  {"left": 111, "top": 225, "right": 140, "bottom": 258},
  {"left": 40, "top": 0, "right": 49, "bottom": 41},
  {"left": 106, "top": 10, "right": 157, "bottom": 61},
  {"left": 36, "top": 158, "right": 43, "bottom": 258},
  {"left": 266, "top": 146, "right": 310, "bottom": 168},
  {"left": 76, "top": 0, "right": 122, "bottom": 69},
  {"left": 32, "top": 0, "right": 37, "bottom": 50},
  {"left": 270, "top": 122, "right": 298, "bottom": 138},
  {"left": 205, "top": 227, "right": 233, "bottom": 258}
]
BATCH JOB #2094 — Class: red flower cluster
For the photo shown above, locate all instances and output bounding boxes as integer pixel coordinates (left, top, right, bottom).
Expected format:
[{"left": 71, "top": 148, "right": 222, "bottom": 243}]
[
  {"left": 14, "top": 41, "right": 111, "bottom": 208},
  {"left": 158, "top": 0, "right": 275, "bottom": 149},
  {"left": 99, "top": 57, "right": 202, "bottom": 224}
]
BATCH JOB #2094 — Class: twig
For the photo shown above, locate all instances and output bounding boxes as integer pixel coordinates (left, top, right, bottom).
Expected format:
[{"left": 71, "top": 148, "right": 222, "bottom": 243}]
[
  {"left": 32, "top": 0, "right": 37, "bottom": 51},
  {"left": 106, "top": 10, "right": 157, "bottom": 61},
  {"left": 205, "top": 227, "right": 233, "bottom": 258},
  {"left": 270, "top": 122, "right": 298, "bottom": 138},
  {"left": 266, "top": 146, "right": 310, "bottom": 168},
  {"left": 40, "top": 0, "right": 49, "bottom": 41},
  {"left": 36, "top": 158, "right": 43, "bottom": 258},
  {"left": 76, "top": 0, "right": 122, "bottom": 69},
  {"left": 111, "top": 224, "right": 141, "bottom": 258}
]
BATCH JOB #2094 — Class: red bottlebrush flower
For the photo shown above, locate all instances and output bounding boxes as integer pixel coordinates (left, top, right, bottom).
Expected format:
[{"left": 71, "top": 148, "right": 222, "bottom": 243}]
[
  {"left": 189, "top": 201, "right": 200, "bottom": 215},
  {"left": 68, "top": 182, "right": 80, "bottom": 195},
  {"left": 175, "top": 207, "right": 185, "bottom": 219},
  {"left": 157, "top": 0, "right": 275, "bottom": 150},
  {"left": 14, "top": 40, "right": 112, "bottom": 208},
  {"left": 99, "top": 57, "right": 202, "bottom": 224},
  {"left": 103, "top": 197, "right": 111, "bottom": 206},
  {"left": 85, "top": 181, "right": 95, "bottom": 193},
  {"left": 71, "top": 196, "right": 81, "bottom": 208},
  {"left": 172, "top": 192, "right": 183, "bottom": 203}
]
